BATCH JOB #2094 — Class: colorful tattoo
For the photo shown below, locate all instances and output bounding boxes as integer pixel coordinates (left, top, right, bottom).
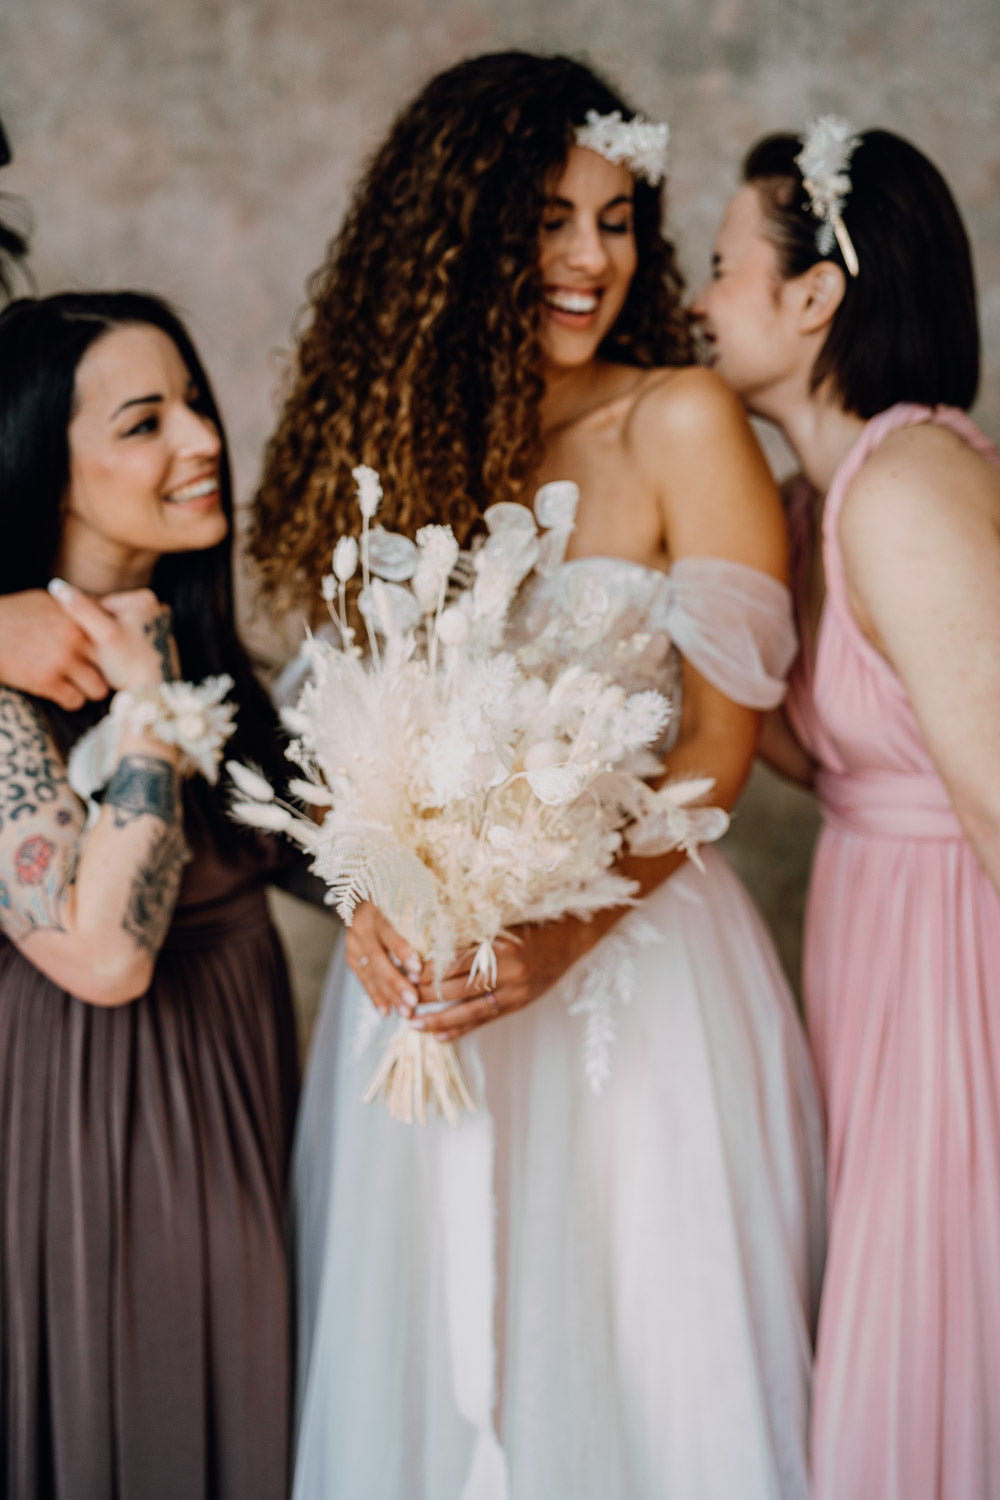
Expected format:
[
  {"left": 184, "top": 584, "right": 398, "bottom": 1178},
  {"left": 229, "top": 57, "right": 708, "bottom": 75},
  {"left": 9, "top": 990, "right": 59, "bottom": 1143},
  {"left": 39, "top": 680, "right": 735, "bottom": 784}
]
[{"left": 14, "top": 835, "right": 54, "bottom": 884}]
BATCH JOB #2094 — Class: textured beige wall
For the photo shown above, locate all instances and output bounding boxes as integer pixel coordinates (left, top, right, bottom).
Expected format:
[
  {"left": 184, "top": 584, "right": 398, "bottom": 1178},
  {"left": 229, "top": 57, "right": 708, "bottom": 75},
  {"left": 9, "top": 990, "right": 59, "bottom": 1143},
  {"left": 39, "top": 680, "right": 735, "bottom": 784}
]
[{"left": 2, "top": 0, "right": 997, "bottom": 1006}]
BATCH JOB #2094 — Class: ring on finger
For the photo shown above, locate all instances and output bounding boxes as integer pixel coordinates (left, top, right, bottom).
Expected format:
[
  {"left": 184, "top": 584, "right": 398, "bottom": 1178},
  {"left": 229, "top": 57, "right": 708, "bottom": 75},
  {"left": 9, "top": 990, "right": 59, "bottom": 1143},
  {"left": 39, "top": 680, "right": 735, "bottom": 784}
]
[
  {"left": 485, "top": 989, "right": 500, "bottom": 1019},
  {"left": 357, "top": 954, "right": 370, "bottom": 969}
]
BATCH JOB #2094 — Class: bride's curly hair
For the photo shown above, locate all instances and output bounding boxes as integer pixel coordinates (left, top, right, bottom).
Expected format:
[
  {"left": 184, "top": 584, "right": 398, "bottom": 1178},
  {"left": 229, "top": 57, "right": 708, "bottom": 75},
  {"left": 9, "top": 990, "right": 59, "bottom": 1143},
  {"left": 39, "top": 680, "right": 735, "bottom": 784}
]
[{"left": 250, "top": 51, "right": 692, "bottom": 612}]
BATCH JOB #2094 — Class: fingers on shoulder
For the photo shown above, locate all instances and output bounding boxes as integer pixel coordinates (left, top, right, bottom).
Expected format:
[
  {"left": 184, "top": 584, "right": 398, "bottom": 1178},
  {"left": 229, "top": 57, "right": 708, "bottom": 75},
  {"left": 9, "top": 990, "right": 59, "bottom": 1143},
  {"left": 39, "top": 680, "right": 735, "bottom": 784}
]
[
  {"left": 48, "top": 580, "right": 120, "bottom": 643},
  {"left": 102, "top": 588, "right": 168, "bottom": 624}
]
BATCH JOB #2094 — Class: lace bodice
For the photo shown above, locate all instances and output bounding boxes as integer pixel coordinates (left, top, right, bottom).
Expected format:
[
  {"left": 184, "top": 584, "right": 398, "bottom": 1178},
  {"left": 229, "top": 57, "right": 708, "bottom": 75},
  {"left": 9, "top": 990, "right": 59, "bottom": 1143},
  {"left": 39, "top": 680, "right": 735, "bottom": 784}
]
[{"left": 508, "top": 555, "right": 796, "bottom": 745}]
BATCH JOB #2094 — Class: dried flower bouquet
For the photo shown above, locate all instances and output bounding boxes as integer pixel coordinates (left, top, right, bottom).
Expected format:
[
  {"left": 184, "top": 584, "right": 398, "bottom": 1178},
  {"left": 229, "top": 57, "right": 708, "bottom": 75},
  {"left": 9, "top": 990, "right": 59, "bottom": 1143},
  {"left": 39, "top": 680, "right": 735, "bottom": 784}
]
[{"left": 231, "top": 467, "right": 728, "bottom": 1124}]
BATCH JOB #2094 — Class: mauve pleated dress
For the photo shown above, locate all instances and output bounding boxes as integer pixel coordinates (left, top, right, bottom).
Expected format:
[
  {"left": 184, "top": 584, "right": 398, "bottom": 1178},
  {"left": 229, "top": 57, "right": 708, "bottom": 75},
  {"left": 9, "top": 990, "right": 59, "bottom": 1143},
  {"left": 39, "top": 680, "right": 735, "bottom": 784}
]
[
  {"left": 786, "top": 404, "right": 1000, "bottom": 1500},
  {"left": 0, "top": 827, "right": 299, "bottom": 1500}
]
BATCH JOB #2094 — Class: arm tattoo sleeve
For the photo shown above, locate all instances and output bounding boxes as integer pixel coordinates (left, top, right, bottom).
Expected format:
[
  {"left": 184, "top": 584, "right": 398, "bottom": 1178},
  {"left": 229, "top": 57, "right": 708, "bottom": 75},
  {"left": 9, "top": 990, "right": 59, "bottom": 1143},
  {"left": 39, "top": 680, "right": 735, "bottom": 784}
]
[
  {"left": 104, "top": 755, "right": 178, "bottom": 828},
  {"left": 122, "top": 818, "right": 188, "bottom": 955},
  {"left": 0, "top": 689, "right": 72, "bottom": 833},
  {"left": 0, "top": 690, "right": 83, "bottom": 937}
]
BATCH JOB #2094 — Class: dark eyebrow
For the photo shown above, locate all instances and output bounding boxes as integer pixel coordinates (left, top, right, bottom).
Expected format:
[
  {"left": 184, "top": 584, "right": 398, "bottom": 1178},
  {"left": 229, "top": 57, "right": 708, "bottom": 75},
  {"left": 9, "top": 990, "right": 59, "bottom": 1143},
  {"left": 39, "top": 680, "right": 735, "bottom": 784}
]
[
  {"left": 545, "top": 193, "right": 635, "bottom": 211},
  {"left": 112, "top": 393, "right": 163, "bottom": 419}
]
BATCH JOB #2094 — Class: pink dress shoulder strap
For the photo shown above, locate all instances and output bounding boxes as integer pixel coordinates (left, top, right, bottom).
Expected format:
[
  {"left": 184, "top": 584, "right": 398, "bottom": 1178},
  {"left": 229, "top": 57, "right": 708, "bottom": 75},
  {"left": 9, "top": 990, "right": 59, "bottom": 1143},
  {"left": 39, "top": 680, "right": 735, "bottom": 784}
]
[{"left": 821, "top": 402, "right": 1000, "bottom": 673}]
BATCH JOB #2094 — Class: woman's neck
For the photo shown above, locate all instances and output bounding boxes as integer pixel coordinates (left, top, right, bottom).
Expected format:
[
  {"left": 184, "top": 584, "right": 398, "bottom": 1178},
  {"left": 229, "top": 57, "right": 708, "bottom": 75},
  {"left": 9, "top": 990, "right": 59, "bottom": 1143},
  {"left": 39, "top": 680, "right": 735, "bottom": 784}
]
[
  {"left": 53, "top": 527, "right": 157, "bottom": 596},
  {"left": 764, "top": 385, "right": 867, "bottom": 497},
  {"left": 539, "top": 358, "right": 634, "bottom": 436}
]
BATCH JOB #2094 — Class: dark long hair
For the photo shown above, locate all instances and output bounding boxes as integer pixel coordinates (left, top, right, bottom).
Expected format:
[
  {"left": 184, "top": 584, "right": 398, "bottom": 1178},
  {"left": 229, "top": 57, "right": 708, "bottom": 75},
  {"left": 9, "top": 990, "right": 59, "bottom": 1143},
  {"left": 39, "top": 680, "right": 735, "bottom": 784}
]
[
  {"left": 743, "top": 128, "right": 979, "bottom": 416},
  {"left": 0, "top": 290, "right": 286, "bottom": 847},
  {"left": 251, "top": 50, "right": 690, "bottom": 614},
  {"left": 0, "top": 115, "right": 29, "bottom": 302}
]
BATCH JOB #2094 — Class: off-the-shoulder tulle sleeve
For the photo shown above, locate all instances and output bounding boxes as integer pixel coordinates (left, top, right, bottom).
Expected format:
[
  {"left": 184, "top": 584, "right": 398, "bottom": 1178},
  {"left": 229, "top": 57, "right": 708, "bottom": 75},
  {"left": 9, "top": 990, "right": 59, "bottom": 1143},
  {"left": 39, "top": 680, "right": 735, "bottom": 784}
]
[{"left": 664, "top": 557, "right": 797, "bottom": 709}]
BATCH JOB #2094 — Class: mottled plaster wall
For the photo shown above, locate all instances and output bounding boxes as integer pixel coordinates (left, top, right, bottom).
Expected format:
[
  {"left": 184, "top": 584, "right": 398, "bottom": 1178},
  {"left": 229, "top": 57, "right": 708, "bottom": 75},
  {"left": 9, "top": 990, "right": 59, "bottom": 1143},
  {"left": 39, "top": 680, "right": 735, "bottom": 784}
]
[{"left": 2, "top": 0, "right": 998, "bottom": 1003}]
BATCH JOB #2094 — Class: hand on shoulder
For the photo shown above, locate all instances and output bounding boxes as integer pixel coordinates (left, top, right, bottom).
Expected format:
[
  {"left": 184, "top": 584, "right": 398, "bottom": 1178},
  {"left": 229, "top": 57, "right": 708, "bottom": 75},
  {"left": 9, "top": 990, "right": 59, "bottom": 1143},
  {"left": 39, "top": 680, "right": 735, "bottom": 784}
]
[{"left": 0, "top": 588, "right": 108, "bottom": 709}]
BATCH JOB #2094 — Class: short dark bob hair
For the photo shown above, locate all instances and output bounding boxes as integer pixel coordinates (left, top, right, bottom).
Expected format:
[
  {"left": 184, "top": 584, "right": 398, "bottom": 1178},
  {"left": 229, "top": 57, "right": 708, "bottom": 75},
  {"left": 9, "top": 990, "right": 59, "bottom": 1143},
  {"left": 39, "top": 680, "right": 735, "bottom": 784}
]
[
  {"left": 743, "top": 128, "right": 979, "bottom": 416},
  {"left": 0, "top": 290, "right": 286, "bottom": 835}
]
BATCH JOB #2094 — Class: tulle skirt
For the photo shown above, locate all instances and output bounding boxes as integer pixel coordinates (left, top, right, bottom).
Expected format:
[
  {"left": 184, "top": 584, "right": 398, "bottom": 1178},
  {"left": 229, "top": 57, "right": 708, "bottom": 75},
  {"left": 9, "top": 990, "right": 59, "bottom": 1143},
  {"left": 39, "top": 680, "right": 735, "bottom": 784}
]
[{"left": 292, "top": 849, "right": 825, "bottom": 1499}]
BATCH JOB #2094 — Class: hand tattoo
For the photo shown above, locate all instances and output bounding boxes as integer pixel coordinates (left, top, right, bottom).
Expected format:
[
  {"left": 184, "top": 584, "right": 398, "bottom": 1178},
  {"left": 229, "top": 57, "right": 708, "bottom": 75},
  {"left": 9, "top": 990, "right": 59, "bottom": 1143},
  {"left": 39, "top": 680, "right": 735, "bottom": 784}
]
[
  {"left": 144, "top": 608, "right": 177, "bottom": 682},
  {"left": 105, "top": 755, "right": 178, "bottom": 828}
]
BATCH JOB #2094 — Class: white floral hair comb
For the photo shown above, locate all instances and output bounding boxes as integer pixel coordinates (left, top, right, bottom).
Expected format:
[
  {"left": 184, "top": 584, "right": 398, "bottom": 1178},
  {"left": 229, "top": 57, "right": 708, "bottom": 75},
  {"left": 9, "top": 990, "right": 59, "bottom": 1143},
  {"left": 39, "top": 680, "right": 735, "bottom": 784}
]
[
  {"left": 794, "top": 115, "right": 862, "bottom": 277},
  {"left": 574, "top": 109, "right": 670, "bottom": 187}
]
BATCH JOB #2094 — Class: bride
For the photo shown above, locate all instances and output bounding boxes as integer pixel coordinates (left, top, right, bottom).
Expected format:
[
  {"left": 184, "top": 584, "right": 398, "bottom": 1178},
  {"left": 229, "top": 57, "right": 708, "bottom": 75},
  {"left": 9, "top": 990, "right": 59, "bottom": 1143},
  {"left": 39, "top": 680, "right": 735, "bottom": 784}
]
[{"left": 253, "top": 52, "right": 826, "bottom": 1500}]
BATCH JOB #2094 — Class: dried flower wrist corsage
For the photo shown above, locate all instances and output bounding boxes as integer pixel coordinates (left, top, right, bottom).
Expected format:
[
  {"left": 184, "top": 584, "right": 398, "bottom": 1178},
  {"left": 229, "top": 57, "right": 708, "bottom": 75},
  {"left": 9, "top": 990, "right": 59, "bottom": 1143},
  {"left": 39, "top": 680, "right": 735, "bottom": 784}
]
[{"left": 68, "top": 675, "right": 237, "bottom": 803}]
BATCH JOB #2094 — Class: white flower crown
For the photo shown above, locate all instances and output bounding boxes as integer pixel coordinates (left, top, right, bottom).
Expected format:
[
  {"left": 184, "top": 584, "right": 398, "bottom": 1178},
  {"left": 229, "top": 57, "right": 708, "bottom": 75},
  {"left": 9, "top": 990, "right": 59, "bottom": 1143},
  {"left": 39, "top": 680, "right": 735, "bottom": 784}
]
[
  {"left": 574, "top": 109, "right": 670, "bottom": 187},
  {"left": 794, "top": 115, "right": 862, "bottom": 277}
]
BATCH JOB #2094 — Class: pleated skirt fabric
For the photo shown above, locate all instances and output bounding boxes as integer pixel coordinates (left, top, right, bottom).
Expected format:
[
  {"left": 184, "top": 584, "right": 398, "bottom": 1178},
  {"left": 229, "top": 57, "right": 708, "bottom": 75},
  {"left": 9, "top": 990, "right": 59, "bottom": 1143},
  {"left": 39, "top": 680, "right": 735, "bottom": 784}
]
[
  {"left": 0, "top": 879, "right": 299, "bottom": 1500},
  {"left": 805, "top": 826, "right": 1000, "bottom": 1500}
]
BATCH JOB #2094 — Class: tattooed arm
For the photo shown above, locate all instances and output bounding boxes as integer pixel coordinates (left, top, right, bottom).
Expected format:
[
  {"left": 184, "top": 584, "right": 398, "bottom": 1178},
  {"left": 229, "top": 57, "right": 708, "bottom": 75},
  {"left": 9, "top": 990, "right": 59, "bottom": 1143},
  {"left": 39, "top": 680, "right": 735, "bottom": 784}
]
[
  {"left": 0, "top": 688, "right": 186, "bottom": 1003},
  {"left": 0, "top": 587, "right": 189, "bottom": 1005}
]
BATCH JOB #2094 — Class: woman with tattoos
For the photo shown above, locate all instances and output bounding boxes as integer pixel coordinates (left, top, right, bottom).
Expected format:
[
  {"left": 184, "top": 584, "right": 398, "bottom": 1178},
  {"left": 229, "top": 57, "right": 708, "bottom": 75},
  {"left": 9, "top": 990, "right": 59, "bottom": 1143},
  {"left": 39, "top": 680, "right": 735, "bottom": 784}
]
[{"left": 0, "top": 291, "right": 299, "bottom": 1500}]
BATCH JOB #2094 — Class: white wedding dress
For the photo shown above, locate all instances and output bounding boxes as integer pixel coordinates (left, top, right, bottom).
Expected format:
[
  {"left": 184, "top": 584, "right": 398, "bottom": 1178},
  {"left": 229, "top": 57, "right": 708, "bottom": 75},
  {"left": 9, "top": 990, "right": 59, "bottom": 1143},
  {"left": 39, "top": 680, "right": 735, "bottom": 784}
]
[{"left": 291, "top": 557, "right": 826, "bottom": 1500}]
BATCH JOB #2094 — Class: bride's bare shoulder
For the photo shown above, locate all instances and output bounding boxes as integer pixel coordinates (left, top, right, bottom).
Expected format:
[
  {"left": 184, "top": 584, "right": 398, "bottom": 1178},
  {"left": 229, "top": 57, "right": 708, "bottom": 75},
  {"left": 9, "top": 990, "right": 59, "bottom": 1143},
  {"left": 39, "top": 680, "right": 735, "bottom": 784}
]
[
  {"left": 621, "top": 366, "right": 784, "bottom": 566},
  {"left": 626, "top": 365, "right": 752, "bottom": 445}
]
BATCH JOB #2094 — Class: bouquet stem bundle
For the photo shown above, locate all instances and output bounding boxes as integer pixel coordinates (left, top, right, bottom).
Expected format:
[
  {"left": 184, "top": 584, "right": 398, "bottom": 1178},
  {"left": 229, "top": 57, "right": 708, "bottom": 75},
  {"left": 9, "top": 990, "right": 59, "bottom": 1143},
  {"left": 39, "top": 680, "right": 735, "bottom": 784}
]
[{"left": 361, "top": 1025, "right": 476, "bottom": 1126}]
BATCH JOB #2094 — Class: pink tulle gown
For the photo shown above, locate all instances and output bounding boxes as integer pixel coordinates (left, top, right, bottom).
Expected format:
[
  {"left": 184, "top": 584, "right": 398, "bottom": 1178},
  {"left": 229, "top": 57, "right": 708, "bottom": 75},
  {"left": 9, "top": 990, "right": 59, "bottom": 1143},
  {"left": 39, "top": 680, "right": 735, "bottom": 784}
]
[{"left": 785, "top": 403, "right": 1000, "bottom": 1500}]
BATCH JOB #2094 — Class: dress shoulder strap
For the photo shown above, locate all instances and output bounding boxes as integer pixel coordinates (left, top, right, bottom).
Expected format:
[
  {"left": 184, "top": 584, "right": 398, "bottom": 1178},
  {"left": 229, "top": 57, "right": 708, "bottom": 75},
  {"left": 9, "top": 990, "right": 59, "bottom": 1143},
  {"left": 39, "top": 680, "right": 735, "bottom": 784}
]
[{"left": 822, "top": 402, "right": 1000, "bottom": 615}]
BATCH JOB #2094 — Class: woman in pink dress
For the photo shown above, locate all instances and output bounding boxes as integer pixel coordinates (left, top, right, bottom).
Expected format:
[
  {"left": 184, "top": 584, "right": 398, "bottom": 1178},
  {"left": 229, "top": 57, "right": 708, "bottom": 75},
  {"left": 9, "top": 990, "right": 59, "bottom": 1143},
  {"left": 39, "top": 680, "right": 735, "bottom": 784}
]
[{"left": 692, "top": 124, "right": 1000, "bottom": 1498}]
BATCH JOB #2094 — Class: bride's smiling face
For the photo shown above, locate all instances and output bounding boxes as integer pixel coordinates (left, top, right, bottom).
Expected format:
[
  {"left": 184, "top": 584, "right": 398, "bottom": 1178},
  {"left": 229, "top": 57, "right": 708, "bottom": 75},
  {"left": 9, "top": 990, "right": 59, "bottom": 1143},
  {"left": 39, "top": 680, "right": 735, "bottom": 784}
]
[{"left": 537, "top": 145, "right": 638, "bottom": 372}]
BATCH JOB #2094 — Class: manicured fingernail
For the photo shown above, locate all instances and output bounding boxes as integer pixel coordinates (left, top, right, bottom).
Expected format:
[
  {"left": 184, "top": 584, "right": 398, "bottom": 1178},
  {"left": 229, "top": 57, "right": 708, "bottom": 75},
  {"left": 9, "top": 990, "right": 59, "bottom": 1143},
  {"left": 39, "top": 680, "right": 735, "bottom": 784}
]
[
  {"left": 48, "top": 577, "right": 74, "bottom": 602},
  {"left": 405, "top": 956, "right": 421, "bottom": 981},
  {"left": 401, "top": 987, "right": 417, "bottom": 1014}
]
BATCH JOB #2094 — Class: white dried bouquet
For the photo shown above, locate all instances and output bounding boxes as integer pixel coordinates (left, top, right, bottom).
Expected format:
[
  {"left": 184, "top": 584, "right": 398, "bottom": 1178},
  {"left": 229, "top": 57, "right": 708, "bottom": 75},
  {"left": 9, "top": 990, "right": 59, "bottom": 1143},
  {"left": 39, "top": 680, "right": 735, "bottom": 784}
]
[{"left": 232, "top": 467, "right": 728, "bottom": 1124}]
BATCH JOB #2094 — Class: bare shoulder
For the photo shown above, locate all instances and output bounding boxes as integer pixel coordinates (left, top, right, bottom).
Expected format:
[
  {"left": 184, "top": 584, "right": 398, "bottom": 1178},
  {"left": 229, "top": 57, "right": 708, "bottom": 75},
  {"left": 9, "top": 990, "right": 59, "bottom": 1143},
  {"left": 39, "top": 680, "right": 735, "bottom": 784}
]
[
  {"left": 623, "top": 367, "right": 784, "bottom": 571},
  {"left": 840, "top": 420, "right": 1000, "bottom": 653},
  {"left": 626, "top": 365, "right": 752, "bottom": 448},
  {"left": 843, "top": 420, "right": 1000, "bottom": 555}
]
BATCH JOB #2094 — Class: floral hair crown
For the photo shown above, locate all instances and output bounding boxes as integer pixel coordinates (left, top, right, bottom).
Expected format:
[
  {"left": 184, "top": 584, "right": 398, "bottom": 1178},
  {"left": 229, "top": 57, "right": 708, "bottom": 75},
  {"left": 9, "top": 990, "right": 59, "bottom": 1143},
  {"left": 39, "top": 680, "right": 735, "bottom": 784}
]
[
  {"left": 574, "top": 109, "right": 670, "bottom": 187},
  {"left": 794, "top": 115, "right": 862, "bottom": 277}
]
